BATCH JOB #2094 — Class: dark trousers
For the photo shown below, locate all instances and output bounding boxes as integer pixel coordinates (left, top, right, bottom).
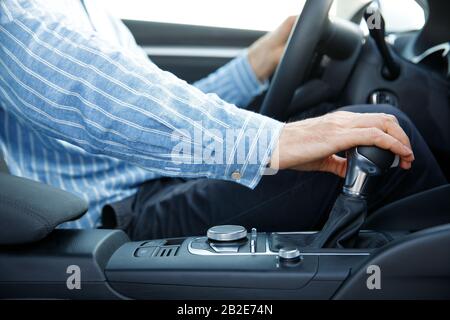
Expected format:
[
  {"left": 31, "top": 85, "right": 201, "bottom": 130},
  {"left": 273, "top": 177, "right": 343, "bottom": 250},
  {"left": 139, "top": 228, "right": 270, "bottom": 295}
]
[{"left": 103, "top": 105, "right": 447, "bottom": 240}]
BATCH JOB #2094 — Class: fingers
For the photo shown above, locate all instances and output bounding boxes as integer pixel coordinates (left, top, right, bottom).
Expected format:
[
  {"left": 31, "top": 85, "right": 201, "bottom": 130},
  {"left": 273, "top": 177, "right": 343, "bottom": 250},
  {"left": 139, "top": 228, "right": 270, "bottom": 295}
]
[
  {"left": 280, "top": 16, "right": 297, "bottom": 30},
  {"left": 349, "top": 128, "right": 414, "bottom": 169},
  {"left": 351, "top": 113, "right": 412, "bottom": 152},
  {"left": 285, "top": 16, "right": 297, "bottom": 29},
  {"left": 280, "top": 111, "right": 415, "bottom": 174},
  {"left": 330, "top": 111, "right": 414, "bottom": 170},
  {"left": 275, "top": 16, "right": 298, "bottom": 43}
]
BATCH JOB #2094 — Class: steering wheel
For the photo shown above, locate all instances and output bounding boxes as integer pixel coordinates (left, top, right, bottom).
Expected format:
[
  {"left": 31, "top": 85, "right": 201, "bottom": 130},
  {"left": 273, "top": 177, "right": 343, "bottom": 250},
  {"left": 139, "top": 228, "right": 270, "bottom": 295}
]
[{"left": 259, "top": 0, "right": 334, "bottom": 121}]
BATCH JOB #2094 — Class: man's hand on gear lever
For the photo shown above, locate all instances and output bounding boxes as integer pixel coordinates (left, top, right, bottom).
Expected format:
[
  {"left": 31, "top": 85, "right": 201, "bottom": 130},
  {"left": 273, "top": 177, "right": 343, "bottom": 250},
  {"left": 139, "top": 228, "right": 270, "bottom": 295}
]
[{"left": 270, "top": 111, "right": 415, "bottom": 178}]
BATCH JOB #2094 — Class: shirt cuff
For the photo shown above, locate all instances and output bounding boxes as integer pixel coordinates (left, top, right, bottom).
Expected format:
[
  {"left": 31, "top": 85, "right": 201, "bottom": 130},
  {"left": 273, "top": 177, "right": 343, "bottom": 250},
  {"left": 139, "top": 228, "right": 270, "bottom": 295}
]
[
  {"left": 209, "top": 109, "right": 284, "bottom": 189},
  {"left": 230, "top": 51, "right": 269, "bottom": 103},
  {"left": 193, "top": 50, "right": 269, "bottom": 108}
]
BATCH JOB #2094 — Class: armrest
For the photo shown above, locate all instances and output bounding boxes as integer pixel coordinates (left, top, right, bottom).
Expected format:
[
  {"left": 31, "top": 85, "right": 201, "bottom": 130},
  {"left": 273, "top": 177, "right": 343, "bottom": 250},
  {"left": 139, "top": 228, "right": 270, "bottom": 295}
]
[{"left": 0, "top": 172, "right": 88, "bottom": 245}]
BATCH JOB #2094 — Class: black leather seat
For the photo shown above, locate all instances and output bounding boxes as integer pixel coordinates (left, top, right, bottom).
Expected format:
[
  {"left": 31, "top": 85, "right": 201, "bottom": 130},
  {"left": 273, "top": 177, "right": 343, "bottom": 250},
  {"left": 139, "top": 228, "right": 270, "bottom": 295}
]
[{"left": 0, "top": 153, "right": 88, "bottom": 245}]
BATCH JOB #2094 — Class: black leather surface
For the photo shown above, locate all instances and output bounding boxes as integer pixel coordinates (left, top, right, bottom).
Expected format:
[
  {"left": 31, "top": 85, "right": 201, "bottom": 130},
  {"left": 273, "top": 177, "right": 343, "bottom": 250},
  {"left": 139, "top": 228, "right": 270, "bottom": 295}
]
[
  {"left": 0, "top": 172, "right": 88, "bottom": 245},
  {"left": 334, "top": 224, "right": 450, "bottom": 299},
  {"left": 269, "top": 230, "right": 391, "bottom": 251},
  {"left": 364, "top": 184, "right": 450, "bottom": 231},
  {"left": 309, "top": 194, "right": 367, "bottom": 248},
  {"left": 269, "top": 194, "right": 373, "bottom": 249},
  {"left": 269, "top": 233, "right": 316, "bottom": 250}
]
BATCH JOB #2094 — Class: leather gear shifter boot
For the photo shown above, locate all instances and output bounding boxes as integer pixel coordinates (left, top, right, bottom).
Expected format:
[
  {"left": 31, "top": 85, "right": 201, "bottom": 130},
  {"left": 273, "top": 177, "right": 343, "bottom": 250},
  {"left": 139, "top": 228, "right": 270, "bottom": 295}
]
[
  {"left": 269, "top": 195, "right": 378, "bottom": 249},
  {"left": 308, "top": 194, "right": 367, "bottom": 248},
  {"left": 270, "top": 147, "right": 398, "bottom": 250}
]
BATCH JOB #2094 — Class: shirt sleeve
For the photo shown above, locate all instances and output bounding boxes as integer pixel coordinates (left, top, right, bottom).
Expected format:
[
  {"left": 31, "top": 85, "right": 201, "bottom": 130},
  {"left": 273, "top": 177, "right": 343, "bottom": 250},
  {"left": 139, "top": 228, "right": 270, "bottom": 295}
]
[
  {"left": 0, "top": 0, "right": 283, "bottom": 189},
  {"left": 194, "top": 51, "right": 269, "bottom": 108}
]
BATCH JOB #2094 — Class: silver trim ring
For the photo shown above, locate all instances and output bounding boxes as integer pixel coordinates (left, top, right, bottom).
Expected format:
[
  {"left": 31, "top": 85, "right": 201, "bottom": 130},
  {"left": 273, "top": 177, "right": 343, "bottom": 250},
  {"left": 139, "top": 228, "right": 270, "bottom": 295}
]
[
  {"left": 278, "top": 248, "right": 301, "bottom": 260},
  {"left": 207, "top": 225, "right": 248, "bottom": 242}
]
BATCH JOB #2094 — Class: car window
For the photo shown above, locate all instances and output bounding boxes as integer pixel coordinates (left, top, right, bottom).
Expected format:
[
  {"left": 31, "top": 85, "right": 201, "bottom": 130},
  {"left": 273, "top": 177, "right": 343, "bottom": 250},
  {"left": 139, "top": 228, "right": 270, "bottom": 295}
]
[
  {"left": 379, "top": 0, "right": 426, "bottom": 32},
  {"left": 99, "top": 0, "right": 426, "bottom": 33},
  {"left": 97, "top": 0, "right": 315, "bottom": 31}
]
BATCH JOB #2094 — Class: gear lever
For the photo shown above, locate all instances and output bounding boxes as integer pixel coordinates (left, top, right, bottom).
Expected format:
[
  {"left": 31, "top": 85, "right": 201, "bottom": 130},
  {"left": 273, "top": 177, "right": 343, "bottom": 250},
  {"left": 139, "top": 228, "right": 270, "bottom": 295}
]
[
  {"left": 343, "top": 146, "right": 399, "bottom": 198},
  {"left": 309, "top": 146, "right": 399, "bottom": 248}
]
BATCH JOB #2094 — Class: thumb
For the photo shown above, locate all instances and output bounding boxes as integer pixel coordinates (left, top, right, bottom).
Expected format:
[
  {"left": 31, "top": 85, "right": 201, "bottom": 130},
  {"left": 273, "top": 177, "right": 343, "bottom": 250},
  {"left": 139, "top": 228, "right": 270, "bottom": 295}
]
[{"left": 320, "top": 155, "right": 347, "bottom": 178}]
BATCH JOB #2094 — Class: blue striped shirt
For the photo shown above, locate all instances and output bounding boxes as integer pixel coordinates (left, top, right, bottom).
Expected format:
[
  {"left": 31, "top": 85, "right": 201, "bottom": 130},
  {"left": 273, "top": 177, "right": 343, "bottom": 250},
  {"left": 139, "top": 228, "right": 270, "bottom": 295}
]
[{"left": 0, "top": 0, "right": 283, "bottom": 229}]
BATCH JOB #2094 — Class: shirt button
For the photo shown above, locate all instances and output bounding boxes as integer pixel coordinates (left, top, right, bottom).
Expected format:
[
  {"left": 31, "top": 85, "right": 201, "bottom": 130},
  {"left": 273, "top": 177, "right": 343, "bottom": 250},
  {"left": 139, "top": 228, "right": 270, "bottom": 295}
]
[{"left": 231, "top": 171, "right": 241, "bottom": 180}]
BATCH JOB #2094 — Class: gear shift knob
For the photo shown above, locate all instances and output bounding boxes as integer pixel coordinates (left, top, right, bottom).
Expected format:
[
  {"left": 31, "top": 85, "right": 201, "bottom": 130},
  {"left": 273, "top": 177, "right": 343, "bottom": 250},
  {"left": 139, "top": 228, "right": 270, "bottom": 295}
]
[{"left": 343, "top": 146, "right": 399, "bottom": 198}]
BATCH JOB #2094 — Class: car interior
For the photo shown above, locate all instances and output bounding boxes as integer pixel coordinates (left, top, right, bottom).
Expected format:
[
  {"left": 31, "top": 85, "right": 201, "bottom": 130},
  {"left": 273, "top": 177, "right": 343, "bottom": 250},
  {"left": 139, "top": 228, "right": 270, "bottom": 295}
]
[{"left": 1, "top": 0, "right": 450, "bottom": 300}]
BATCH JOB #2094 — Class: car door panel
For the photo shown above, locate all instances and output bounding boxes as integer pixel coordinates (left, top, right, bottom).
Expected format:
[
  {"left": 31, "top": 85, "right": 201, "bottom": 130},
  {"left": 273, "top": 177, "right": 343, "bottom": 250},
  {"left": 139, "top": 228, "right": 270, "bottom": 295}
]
[{"left": 123, "top": 20, "right": 265, "bottom": 82}]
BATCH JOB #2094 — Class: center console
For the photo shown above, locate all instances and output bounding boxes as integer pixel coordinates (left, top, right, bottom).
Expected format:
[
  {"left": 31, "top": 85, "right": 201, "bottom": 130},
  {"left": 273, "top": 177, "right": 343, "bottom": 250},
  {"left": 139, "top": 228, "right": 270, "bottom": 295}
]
[{"left": 105, "top": 228, "right": 383, "bottom": 299}]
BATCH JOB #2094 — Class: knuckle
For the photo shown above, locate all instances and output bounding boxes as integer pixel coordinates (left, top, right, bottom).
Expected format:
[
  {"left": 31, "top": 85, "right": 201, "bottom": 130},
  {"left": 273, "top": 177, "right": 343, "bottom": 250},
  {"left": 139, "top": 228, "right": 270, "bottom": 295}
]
[
  {"left": 366, "top": 113, "right": 384, "bottom": 126},
  {"left": 384, "top": 114, "right": 398, "bottom": 125},
  {"left": 328, "top": 119, "right": 341, "bottom": 129},
  {"left": 369, "top": 128, "right": 383, "bottom": 139},
  {"left": 388, "top": 114, "right": 398, "bottom": 123},
  {"left": 326, "top": 116, "right": 343, "bottom": 130},
  {"left": 395, "top": 140, "right": 403, "bottom": 150}
]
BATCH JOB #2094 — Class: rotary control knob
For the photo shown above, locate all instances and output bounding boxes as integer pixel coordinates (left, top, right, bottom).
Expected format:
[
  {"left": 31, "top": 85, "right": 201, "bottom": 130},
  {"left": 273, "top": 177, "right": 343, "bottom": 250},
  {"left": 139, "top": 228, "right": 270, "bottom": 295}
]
[
  {"left": 207, "top": 225, "right": 248, "bottom": 242},
  {"left": 278, "top": 247, "right": 301, "bottom": 262}
]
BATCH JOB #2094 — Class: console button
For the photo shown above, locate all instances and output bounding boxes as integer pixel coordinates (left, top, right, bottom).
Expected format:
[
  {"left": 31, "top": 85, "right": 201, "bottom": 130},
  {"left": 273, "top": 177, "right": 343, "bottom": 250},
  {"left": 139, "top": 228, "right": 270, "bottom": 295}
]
[
  {"left": 134, "top": 247, "right": 155, "bottom": 257},
  {"left": 190, "top": 241, "right": 211, "bottom": 250},
  {"left": 141, "top": 240, "right": 166, "bottom": 247},
  {"left": 207, "top": 225, "right": 248, "bottom": 242},
  {"left": 278, "top": 247, "right": 301, "bottom": 261},
  {"left": 209, "top": 242, "right": 240, "bottom": 253}
]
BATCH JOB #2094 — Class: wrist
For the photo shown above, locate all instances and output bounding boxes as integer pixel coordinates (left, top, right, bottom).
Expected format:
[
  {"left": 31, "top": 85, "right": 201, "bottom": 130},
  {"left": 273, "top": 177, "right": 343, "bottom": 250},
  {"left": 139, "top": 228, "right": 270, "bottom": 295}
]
[
  {"left": 248, "top": 43, "right": 277, "bottom": 82},
  {"left": 269, "top": 124, "right": 290, "bottom": 170}
]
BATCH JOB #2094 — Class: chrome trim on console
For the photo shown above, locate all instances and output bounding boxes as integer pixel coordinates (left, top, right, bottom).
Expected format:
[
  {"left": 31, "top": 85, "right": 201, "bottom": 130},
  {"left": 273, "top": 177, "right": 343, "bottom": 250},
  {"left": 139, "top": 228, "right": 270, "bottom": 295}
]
[{"left": 187, "top": 236, "right": 371, "bottom": 257}]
